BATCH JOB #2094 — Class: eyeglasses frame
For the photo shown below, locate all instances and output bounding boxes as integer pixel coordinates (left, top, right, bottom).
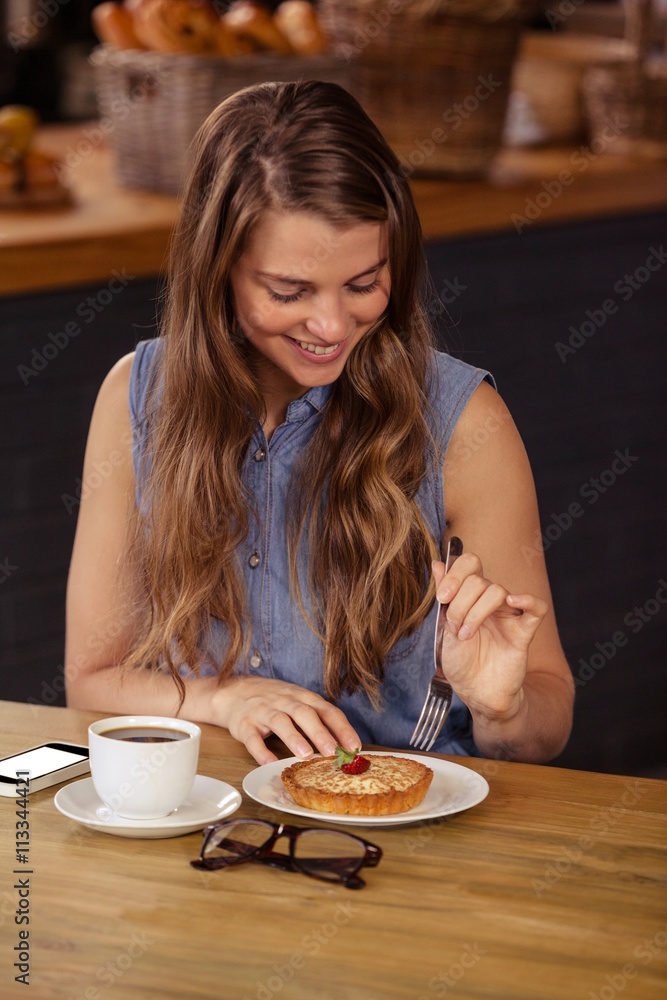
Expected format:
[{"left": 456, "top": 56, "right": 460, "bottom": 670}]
[{"left": 191, "top": 817, "right": 382, "bottom": 889}]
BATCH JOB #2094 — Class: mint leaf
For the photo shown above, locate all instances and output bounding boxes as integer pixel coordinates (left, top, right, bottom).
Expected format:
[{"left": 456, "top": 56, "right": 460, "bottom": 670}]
[{"left": 334, "top": 745, "right": 360, "bottom": 767}]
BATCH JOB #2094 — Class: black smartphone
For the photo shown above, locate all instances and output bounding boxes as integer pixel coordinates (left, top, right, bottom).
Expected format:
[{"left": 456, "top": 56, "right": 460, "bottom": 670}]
[{"left": 0, "top": 742, "right": 90, "bottom": 795}]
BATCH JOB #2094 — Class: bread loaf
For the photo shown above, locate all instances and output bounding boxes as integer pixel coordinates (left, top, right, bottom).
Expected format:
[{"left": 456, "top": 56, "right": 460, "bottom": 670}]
[
  {"left": 131, "top": 0, "right": 220, "bottom": 54},
  {"left": 91, "top": 2, "right": 145, "bottom": 49},
  {"left": 223, "top": 1, "right": 293, "bottom": 54},
  {"left": 274, "top": 1, "right": 328, "bottom": 55}
]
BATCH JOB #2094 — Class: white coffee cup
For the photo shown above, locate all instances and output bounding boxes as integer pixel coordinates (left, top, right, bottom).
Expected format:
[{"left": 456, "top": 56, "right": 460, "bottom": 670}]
[{"left": 88, "top": 716, "right": 201, "bottom": 820}]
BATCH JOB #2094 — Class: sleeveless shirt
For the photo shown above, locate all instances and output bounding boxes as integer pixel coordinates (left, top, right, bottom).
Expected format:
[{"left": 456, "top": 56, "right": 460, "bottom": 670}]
[{"left": 129, "top": 338, "right": 494, "bottom": 757}]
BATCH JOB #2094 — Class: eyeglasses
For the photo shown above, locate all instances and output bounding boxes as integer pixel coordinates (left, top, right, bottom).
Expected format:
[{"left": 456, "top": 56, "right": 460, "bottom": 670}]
[{"left": 191, "top": 818, "right": 382, "bottom": 889}]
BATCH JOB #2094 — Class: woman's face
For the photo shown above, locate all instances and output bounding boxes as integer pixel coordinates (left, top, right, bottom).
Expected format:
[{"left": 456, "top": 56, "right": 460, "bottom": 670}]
[{"left": 229, "top": 210, "right": 390, "bottom": 427}]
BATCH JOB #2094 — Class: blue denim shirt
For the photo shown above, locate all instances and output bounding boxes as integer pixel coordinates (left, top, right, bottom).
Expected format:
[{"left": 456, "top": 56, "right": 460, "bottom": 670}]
[{"left": 130, "top": 338, "right": 493, "bottom": 756}]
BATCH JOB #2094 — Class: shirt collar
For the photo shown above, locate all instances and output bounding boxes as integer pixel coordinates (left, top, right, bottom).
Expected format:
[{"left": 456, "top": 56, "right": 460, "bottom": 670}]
[{"left": 284, "top": 382, "right": 334, "bottom": 423}]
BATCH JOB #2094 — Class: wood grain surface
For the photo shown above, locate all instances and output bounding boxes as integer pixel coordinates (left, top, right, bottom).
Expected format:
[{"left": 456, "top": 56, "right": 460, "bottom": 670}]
[
  {"left": 0, "top": 700, "right": 665, "bottom": 1000},
  {"left": 1, "top": 124, "right": 666, "bottom": 296}
]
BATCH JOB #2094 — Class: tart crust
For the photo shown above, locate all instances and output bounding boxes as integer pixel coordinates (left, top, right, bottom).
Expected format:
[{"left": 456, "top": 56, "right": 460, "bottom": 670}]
[{"left": 281, "top": 754, "right": 433, "bottom": 816}]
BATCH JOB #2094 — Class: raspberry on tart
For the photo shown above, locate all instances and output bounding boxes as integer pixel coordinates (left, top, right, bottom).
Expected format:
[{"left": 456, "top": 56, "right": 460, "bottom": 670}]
[{"left": 335, "top": 745, "right": 371, "bottom": 775}]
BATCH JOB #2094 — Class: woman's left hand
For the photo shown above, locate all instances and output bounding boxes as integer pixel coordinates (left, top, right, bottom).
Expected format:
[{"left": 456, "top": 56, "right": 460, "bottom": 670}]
[{"left": 431, "top": 551, "right": 548, "bottom": 723}]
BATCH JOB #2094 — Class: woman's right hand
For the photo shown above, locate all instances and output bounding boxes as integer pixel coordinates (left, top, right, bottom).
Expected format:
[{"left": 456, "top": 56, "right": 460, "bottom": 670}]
[{"left": 214, "top": 675, "right": 361, "bottom": 765}]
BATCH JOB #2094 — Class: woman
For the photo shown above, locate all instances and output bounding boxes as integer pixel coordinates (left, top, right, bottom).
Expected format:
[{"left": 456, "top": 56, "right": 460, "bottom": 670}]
[{"left": 66, "top": 81, "right": 574, "bottom": 765}]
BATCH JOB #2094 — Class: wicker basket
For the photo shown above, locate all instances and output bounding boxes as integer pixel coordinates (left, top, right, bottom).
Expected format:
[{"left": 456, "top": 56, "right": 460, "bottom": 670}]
[
  {"left": 317, "top": 0, "right": 541, "bottom": 177},
  {"left": 509, "top": 32, "right": 634, "bottom": 144},
  {"left": 579, "top": 0, "right": 667, "bottom": 159},
  {"left": 90, "top": 45, "right": 352, "bottom": 194},
  {"left": 582, "top": 62, "right": 667, "bottom": 159}
]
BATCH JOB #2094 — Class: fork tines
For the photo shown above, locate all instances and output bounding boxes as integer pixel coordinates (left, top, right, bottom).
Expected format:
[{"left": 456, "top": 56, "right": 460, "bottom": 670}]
[{"left": 409, "top": 678, "right": 453, "bottom": 752}]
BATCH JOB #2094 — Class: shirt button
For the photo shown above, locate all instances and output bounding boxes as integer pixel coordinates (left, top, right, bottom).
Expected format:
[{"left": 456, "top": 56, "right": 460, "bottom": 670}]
[
  {"left": 249, "top": 651, "right": 262, "bottom": 670},
  {"left": 248, "top": 551, "right": 260, "bottom": 568},
  {"left": 253, "top": 447, "right": 266, "bottom": 462}
]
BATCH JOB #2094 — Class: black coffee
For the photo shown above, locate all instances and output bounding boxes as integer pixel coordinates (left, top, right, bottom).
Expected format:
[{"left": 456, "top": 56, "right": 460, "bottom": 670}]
[{"left": 103, "top": 727, "right": 190, "bottom": 743}]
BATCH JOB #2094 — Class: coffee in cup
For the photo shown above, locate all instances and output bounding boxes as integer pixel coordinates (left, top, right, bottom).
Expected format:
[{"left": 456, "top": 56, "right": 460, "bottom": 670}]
[
  {"left": 88, "top": 716, "right": 201, "bottom": 820},
  {"left": 102, "top": 727, "right": 191, "bottom": 743}
]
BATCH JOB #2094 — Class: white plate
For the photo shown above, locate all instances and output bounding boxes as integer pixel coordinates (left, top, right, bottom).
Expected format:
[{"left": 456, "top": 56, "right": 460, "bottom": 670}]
[
  {"left": 54, "top": 774, "right": 241, "bottom": 839},
  {"left": 242, "top": 752, "right": 489, "bottom": 827}
]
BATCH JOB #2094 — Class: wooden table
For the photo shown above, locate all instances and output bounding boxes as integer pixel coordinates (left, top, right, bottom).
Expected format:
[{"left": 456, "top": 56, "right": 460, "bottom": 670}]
[
  {"left": 1, "top": 701, "right": 666, "bottom": 999},
  {"left": 1, "top": 123, "right": 667, "bottom": 296}
]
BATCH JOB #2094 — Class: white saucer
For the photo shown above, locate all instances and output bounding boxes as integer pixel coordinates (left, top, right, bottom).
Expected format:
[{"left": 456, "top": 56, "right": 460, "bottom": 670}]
[
  {"left": 54, "top": 774, "right": 241, "bottom": 839},
  {"left": 242, "top": 752, "right": 489, "bottom": 827}
]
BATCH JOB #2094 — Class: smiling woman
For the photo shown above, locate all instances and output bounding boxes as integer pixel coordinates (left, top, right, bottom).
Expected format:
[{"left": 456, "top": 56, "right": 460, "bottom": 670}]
[
  {"left": 65, "top": 80, "right": 574, "bottom": 767},
  {"left": 230, "top": 212, "right": 390, "bottom": 435}
]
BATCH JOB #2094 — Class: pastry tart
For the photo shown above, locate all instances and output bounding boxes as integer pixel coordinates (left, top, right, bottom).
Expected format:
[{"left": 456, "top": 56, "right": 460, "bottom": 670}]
[{"left": 281, "top": 753, "right": 433, "bottom": 816}]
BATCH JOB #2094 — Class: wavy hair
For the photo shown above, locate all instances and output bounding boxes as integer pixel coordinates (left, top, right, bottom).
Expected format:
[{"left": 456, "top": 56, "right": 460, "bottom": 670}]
[{"left": 126, "top": 81, "right": 439, "bottom": 706}]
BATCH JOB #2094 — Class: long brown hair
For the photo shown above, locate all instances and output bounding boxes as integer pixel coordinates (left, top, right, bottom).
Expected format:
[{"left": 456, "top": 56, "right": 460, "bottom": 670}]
[{"left": 127, "top": 81, "right": 438, "bottom": 705}]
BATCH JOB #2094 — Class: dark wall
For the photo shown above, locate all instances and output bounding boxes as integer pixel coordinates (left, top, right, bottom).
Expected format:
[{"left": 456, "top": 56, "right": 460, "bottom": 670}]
[
  {"left": 1, "top": 209, "right": 665, "bottom": 777},
  {"left": 1, "top": 277, "right": 160, "bottom": 709},
  {"left": 426, "top": 210, "right": 666, "bottom": 777}
]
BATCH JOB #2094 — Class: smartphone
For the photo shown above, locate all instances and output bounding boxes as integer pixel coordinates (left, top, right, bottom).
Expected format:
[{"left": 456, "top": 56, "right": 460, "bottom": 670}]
[{"left": 0, "top": 742, "right": 90, "bottom": 796}]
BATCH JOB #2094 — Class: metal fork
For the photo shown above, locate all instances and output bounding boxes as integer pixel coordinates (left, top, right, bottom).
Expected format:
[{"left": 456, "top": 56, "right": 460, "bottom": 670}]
[{"left": 409, "top": 536, "right": 463, "bottom": 752}]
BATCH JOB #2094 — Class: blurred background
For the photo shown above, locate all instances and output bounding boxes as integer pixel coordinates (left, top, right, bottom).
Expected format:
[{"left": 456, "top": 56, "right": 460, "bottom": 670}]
[{"left": 1, "top": 0, "right": 665, "bottom": 778}]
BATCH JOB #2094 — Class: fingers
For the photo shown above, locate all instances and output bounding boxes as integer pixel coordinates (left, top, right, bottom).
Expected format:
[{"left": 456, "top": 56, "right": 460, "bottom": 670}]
[
  {"left": 244, "top": 730, "right": 280, "bottom": 766},
  {"left": 433, "top": 551, "right": 483, "bottom": 604},
  {"left": 261, "top": 702, "right": 348, "bottom": 760},
  {"left": 432, "top": 552, "right": 547, "bottom": 641},
  {"left": 506, "top": 592, "right": 548, "bottom": 630},
  {"left": 446, "top": 578, "right": 510, "bottom": 639},
  {"left": 231, "top": 684, "right": 361, "bottom": 766}
]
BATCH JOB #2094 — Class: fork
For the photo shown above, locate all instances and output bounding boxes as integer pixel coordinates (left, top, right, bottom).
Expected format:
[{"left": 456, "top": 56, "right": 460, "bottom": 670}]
[{"left": 409, "top": 536, "right": 463, "bottom": 752}]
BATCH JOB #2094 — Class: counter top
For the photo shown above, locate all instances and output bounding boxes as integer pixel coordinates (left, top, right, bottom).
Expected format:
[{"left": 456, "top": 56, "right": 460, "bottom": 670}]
[
  {"left": 2, "top": 122, "right": 667, "bottom": 297},
  {"left": 2, "top": 699, "right": 666, "bottom": 1000}
]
